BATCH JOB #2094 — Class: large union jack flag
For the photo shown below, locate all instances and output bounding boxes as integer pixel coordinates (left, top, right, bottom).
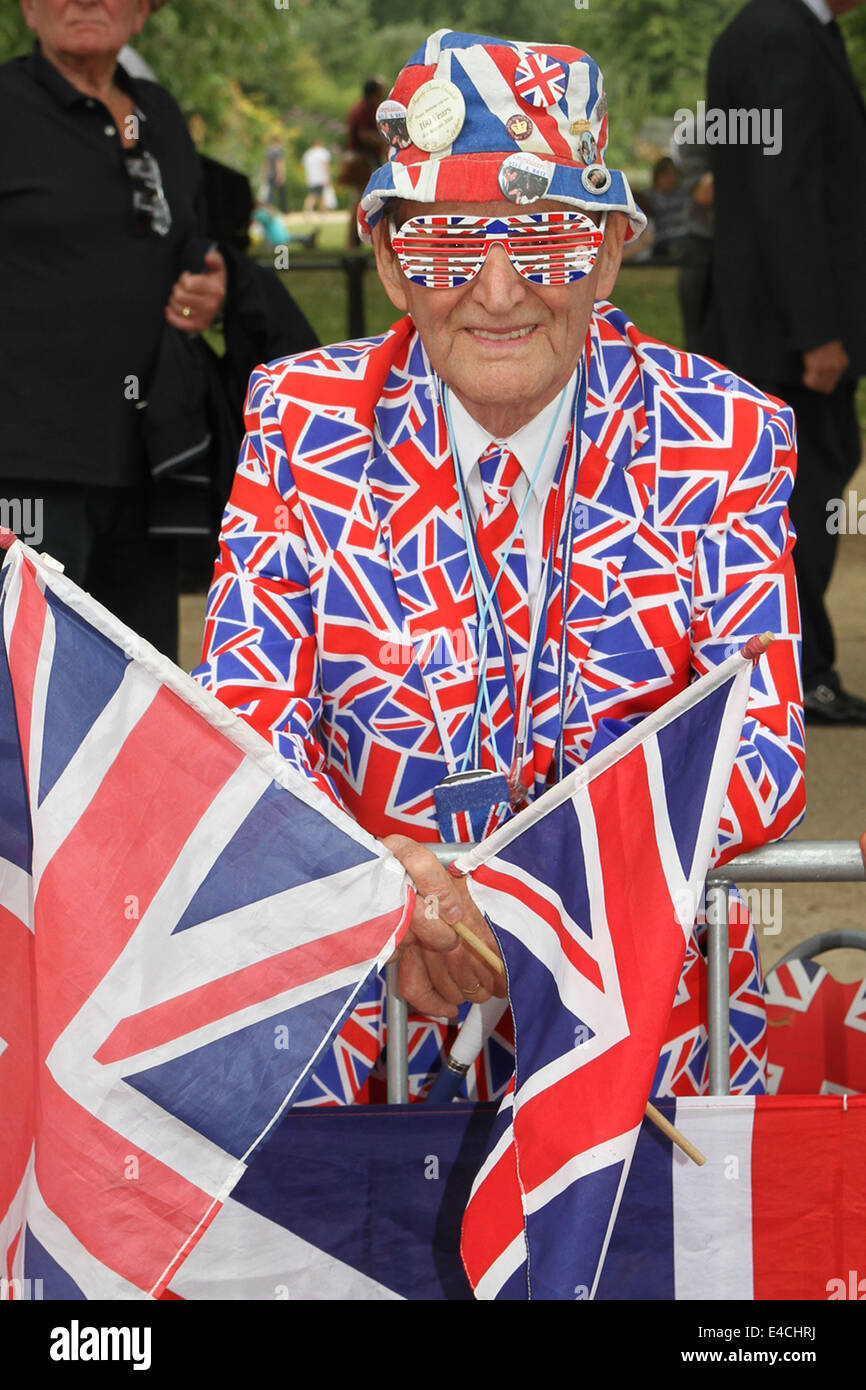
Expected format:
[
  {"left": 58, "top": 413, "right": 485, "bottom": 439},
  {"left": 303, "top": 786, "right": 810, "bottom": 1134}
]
[
  {"left": 0, "top": 537, "right": 411, "bottom": 1299},
  {"left": 457, "top": 648, "right": 755, "bottom": 1299}
]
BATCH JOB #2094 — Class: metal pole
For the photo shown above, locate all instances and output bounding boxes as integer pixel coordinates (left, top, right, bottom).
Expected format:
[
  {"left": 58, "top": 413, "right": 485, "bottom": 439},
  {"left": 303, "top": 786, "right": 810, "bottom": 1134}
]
[
  {"left": 386, "top": 840, "right": 865, "bottom": 1102},
  {"left": 342, "top": 254, "right": 367, "bottom": 339},
  {"left": 706, "top": 880, "right": 731, "bottom": 1095},
  {"left": 385, "top": 961, "right": 409, "bottom": 1103},
  {"left": 704, "top": 840, "right": 865, "bottom": 883}
]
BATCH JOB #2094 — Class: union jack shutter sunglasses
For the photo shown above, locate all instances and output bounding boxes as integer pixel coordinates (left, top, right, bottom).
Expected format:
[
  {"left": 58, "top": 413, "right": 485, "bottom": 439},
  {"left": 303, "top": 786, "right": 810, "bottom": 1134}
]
[{"left": 389, "top": 211, "right": 606, "bottom": 289}]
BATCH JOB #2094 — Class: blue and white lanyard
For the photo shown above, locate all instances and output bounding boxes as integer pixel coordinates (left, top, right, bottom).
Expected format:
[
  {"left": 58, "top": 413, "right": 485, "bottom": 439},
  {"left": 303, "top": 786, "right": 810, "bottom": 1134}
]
[{"left": 441, "top": 362, "right": 587, "bottom": 782}]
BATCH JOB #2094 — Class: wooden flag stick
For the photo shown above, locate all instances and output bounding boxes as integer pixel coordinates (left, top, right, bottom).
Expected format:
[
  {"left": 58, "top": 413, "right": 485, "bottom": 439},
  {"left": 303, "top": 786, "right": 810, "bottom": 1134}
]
[
  {"left": 741, "top": 631, "right": 774, "bottom": 662},
  {"left": 644, "top": 1102, "right": 706, "bottom": 1166},
  {"left": 453, "top": 920, "right": 505, "bottom": 976},
  {"left": 453, "top": 917, "right": 707, "bottom": 1167}
]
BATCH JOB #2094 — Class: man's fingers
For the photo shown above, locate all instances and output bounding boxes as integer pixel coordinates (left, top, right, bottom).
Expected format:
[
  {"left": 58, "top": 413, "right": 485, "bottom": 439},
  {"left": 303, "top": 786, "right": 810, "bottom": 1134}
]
[
  {"left": 381, "top": 835, "right": 506, "bottom": 1009},
  {"left": 397, "top": 943, "right": 460, "bottom": 1019},
  {"left": 382, "top": 835, "right": 462, "bottom": 948},
  {"left": 426, "top": 944, "right": 494, "bottom": 1004}
]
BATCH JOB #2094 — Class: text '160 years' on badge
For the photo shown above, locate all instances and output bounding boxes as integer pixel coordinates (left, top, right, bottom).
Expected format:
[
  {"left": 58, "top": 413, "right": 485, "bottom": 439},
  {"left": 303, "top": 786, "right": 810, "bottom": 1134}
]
[{"left": 406, "top": 80, "right": 466, "bottom": 152}]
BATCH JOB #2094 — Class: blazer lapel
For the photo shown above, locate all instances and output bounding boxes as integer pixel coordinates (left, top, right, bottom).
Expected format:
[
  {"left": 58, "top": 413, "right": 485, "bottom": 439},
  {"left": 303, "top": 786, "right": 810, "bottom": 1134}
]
[
  {"left": 366, "top": 329, "right": 483, "bottom": 771},
  {"left": 541, "top": 319, "right": 655, "bottom": 734}
]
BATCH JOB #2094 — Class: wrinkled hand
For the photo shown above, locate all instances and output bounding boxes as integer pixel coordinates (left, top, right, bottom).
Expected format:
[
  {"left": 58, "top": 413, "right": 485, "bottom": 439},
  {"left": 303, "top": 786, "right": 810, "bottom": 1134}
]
[
  {"left": 383, "top": 835, "right": 506, "bottom": 1020},
  {"left": 802, "top": 339, "right": 849, "bottom": 395},
  {"left": 165, "top": 248, "right": 227, "bottom": 334}
]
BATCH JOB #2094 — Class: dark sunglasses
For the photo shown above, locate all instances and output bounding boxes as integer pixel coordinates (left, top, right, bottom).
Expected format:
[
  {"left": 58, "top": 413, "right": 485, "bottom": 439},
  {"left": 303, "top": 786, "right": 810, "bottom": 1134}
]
[{"left": 123, "top": 148, "right": 172, "bottom": 238}]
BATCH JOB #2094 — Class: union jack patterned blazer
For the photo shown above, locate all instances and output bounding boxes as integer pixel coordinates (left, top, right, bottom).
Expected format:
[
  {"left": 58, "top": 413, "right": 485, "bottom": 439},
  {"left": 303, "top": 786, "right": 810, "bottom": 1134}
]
[
  {"left": 196, "top": 304, "right": 804, "bottom": 863},
  {"left": 194, "top": 305, "right": 806, "bottom": 1099}
]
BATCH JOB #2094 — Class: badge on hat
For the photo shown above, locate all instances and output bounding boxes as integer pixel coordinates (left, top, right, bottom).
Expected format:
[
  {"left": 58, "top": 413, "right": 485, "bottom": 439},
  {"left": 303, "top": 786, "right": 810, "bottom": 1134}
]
[
  {"left": 578, "top": 131, "right": 598, "bottom": 166},
  {"left": 514, "top": 52, "right": 567, "bottom": 109},
  {"left": 505, "top": 112, "right": 534, "bottom": 142},
  {"left": 498, "top": 152, "right": 553, "bottom": 204},
  {"left": 581, "top": 163, "right": 612, "bottom": 194},
  {"left": 376, "top": 98, "right": 412, "bottom": 150},
  {"left": 406, "top": 79, "right": 465, "bottom": 152}
]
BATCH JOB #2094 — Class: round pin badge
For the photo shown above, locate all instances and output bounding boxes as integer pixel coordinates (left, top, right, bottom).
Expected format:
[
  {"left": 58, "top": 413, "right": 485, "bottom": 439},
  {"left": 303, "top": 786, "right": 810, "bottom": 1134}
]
[
  {"left": 498, "top": 152, "right": 553, "bottom": 204},
  {"left": 506, "top": 112, "right": 534, "bottom": 142},
  {"left": 376, "top": 98, "right": 411, "bottom": 150},
  {"left": 581, "top": 163, "right": 612, "bottom": 194},
  {"left": 578, "top": 131, "right": 598, "bottom": 166},
  {"left": 406, "top": 80, "right": 465, "bottom": 152},
  {"left": 514, "top": 53, "right": 567, "bottom": 109}
]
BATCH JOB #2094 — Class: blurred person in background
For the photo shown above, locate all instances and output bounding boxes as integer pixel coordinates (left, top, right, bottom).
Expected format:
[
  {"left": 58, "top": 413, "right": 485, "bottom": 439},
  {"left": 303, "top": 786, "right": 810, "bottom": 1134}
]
[
  {"left": 339, "top": 76, "right": 385, "bottom": 248},
  {"left": 672, "top": 121, "right": 714, "bottom": 352},
  {"left": 261, "top": 137, "right": 287, "bottom": 213},
  {"left": 0, "top": 0, "right": 226, "bottom": 659},
  {"left": 705, "top": 0, "right": 866, "bottom": 724},
  {"left": 301, "top": 136, "right": 332, "bottom": 214},
  {"left": 645, "top": 155, "right": 687, "bottom": 261}
]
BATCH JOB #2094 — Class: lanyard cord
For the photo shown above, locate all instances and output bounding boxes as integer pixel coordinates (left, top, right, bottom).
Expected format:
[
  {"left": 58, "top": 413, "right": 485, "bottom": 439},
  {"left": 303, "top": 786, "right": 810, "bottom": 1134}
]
[
  {"left": 442, "top": 378, "right": 578, "bottom": 775},
  {"left": 513, "top": 362, "right": 587, "bottom": 785}
]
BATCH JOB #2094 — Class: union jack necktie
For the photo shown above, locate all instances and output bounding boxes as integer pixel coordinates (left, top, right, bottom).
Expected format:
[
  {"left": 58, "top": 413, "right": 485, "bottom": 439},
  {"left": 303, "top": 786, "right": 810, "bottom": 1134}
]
[{"left": 475, "top": 443, "right": 531, "bottom": 668}]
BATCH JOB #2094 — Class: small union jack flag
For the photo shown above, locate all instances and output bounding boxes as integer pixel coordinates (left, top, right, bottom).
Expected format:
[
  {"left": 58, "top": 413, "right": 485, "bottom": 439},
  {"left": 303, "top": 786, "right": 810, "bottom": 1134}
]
[{"left": 458, "top": 648, "right": 755, "bottom": 1299}]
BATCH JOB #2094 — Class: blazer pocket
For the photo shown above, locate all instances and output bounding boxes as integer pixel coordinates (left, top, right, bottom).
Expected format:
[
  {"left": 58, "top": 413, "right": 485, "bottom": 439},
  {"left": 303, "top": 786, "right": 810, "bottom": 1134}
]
[{"left": 579, "top": 634, "right": 691, "bottom": 690}]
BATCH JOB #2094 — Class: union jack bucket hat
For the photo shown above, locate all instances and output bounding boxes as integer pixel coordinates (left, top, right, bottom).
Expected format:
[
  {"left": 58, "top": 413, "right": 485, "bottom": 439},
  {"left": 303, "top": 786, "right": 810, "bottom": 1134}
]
[{"left": 359, "top": 28, "right": 646, "bottom": 243}]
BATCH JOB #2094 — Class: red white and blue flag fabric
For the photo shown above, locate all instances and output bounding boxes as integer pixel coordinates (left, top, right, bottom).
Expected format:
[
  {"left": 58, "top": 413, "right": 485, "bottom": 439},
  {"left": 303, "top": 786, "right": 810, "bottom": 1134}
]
[
  {"left": 456, "top": 649, "right": 756, "bottom": 1299},
  {"left": 154, "top": 1094, "right": 866, "bottom": 1301},
  {"left": 0, "top": 538, "right": 411, "bottom": 1300},
  {"left": 765, "top": 957, "right": 866, "bottom": 1095}
]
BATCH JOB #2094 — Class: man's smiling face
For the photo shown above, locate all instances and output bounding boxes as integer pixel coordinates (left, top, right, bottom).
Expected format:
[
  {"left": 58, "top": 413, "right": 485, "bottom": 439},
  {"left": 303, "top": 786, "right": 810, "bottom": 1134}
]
[{"left": 373, "top": 199, "right": 626, "bottom": 436}]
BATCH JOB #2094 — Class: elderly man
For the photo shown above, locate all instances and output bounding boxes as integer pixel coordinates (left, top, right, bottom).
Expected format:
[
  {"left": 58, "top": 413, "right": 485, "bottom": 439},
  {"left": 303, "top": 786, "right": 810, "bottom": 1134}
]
[
  {"left": 0, "top": 0, "right": 226, "bottom": 659},
  {"left": 196, "top": 31, "right": 804, "bottom": 1098}
]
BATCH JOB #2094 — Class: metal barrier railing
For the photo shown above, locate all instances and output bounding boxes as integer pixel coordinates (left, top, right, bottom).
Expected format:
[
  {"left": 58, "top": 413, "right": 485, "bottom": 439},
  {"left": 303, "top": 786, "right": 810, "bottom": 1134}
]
[
  {"left": 385, "top": 840, "right": 866, "bottom": 1103},
  {"left": 280, "top": 253, "right": 373, "bottom": 338}
]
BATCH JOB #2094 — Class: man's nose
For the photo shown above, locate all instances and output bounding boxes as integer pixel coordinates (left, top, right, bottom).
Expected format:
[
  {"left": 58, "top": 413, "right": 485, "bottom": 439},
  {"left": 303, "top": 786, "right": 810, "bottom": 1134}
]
[{"left": 469, "top": 243, "right": 527, "bottom": 307}]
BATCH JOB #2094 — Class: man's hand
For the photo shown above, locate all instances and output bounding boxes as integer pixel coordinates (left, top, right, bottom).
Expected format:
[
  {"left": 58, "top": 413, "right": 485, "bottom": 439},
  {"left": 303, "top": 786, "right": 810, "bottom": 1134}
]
[
  {"left": 802, "top": 339, "right": 849, "bottom": 394},
  {"left": 165, "top": 248, "right": 227, "bottom": 334},
  {"left": 692, "top": 170, "right": 714, "bottom": 208},
  {"left": 383, "top": 834, "right": 506, "bottom": 1019}
]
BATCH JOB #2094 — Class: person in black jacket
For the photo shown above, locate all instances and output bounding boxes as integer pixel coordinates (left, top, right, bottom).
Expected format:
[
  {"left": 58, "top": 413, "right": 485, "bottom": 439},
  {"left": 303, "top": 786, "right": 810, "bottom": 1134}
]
[
  {"left": 0, "top": 0, "right": 226, "bottom": 660},
  {"left": 704, "top": 0, "right": 866, "bottom": 724}
]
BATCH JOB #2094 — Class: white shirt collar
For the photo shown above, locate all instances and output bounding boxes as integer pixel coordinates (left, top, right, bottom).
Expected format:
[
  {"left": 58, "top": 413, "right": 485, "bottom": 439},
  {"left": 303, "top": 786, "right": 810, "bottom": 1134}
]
[
  {"left": 446, "top": 376, "right": 577, "bottom": 501},
  {"left": 800, "top": 0, "right": 833, "bottom": 24}
]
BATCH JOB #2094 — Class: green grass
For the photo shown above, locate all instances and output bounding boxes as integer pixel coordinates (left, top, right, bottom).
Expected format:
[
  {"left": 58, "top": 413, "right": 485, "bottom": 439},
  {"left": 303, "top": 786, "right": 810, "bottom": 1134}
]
[{"left": 613, "top": 265, "right": 684, "bottom": 350}]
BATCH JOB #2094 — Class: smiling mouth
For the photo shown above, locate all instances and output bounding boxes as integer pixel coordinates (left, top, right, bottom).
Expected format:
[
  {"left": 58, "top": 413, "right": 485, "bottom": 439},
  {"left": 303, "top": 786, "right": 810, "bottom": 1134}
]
[{"left": 465, "top": 326, "right": 536, "bottom": 341}]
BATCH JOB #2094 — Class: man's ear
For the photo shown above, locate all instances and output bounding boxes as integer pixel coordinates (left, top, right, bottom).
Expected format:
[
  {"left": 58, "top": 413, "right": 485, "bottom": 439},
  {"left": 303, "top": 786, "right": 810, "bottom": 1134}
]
[
  {"left": 133, "top": 1, "right": 153, "bottom": 37},
  {"left": 372, "top": 217, "right": 410, "bottom": 313},
  {"left": 594, "top": 212, "right": 628, "bottom": 301}
]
